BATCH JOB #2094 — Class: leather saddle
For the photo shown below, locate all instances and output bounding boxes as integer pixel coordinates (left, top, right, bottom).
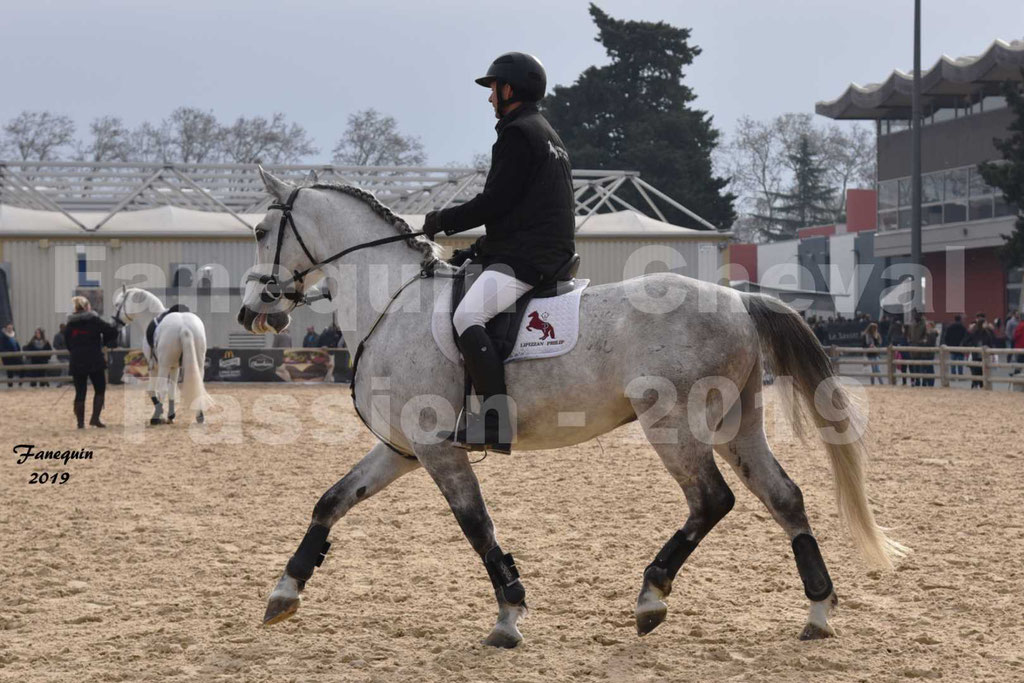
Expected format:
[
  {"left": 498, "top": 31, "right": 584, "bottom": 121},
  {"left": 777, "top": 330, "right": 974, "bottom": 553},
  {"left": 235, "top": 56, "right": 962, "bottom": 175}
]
[
  {"left": 145, "top": 303, "right": 191, "bottom": 354},
  {"left": 450, "top": 254, "right": 581, "bottom": 361}
]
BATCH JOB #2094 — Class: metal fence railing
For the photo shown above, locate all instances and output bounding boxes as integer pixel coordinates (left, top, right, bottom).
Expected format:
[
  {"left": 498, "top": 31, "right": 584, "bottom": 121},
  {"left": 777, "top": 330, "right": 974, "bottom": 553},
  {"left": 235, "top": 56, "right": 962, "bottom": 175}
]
[
  {"left": 828, "top": 345, "right": 1024, "bottom": 390},
  {"left": 0, "top": 349, "right": 72, "bottom": 384}
]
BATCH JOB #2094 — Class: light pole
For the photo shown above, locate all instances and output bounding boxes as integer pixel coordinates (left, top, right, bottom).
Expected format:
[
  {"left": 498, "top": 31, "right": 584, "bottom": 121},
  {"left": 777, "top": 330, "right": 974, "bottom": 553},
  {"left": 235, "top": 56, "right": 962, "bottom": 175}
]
[{"left": 910, "top": 0, "right": 922, "bottom": 310}]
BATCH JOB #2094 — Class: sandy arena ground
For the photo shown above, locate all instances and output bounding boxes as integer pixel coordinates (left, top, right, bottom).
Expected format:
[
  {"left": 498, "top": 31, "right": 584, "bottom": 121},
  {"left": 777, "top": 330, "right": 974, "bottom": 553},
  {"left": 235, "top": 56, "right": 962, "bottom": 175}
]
[{"left": 1, "top": 382, "right": 1023, "bottom": 682}]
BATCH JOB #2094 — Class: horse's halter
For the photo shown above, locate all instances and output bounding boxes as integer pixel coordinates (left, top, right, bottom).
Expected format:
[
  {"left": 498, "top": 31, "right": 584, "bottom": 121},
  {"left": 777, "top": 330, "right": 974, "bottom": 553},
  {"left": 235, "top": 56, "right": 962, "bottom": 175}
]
[
  {"left": 246, "top": 187, "right": 429, "bottom": 308},
  {"left": 113, "top": 285, "right": 133, "bottom": 324}
]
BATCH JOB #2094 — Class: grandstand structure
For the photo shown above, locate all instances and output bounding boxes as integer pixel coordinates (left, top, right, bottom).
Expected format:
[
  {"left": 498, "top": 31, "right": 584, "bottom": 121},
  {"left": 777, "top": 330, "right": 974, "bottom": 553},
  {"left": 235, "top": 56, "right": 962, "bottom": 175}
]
[{"left": 0, "top": 161, "right": 720, "bottom": 232}]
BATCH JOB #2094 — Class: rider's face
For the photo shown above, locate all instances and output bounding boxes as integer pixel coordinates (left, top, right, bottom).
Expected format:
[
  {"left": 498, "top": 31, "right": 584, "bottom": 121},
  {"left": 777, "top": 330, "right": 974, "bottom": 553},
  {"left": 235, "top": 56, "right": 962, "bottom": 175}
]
[{"left": 488, "top": 82, "right": 513, "bottom": 119}]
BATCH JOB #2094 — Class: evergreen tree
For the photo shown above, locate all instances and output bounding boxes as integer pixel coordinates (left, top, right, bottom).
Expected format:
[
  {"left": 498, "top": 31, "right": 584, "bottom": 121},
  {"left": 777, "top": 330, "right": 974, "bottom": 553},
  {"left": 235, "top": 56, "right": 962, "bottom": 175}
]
[
  {"left": 978, "top": 81, "right": 1024, "bottom": 267},
  {"left": 541, "top": 4, "right": 735, "bottom": 230},
  {"left": 761, "top": 134, "right": 834, "bottom": 240}
]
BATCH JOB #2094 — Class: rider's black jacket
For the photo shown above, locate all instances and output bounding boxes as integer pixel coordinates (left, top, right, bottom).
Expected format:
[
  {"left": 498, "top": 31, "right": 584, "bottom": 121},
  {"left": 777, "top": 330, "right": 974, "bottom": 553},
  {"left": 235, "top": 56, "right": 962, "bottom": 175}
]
[
  {"left": 433, "top": 103, "right": 575, "bottom": 286},
  {"left": 65, "top": 311, "right": 119, "bottom": 374}
]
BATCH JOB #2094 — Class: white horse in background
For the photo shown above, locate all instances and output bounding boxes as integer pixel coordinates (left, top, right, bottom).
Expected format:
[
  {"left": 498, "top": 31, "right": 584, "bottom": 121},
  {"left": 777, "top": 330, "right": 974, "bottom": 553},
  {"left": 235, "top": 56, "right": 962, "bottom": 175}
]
[{"left": 113, "top": 286, "right": 213, "bottom": 424}]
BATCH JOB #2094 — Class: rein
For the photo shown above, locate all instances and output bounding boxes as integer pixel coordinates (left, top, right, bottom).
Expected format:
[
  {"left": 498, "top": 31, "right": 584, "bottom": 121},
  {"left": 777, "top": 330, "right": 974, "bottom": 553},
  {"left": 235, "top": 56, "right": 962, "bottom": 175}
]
[{"left": 247, "top": 187, "right": 431, "bottom": 306}]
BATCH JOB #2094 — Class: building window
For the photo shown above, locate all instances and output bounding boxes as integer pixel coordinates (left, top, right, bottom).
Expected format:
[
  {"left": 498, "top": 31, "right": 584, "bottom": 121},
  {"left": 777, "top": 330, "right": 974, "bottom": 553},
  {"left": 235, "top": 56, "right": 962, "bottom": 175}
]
[{"left": 878, "top": 163, "right": 1017, "bottom": 229}]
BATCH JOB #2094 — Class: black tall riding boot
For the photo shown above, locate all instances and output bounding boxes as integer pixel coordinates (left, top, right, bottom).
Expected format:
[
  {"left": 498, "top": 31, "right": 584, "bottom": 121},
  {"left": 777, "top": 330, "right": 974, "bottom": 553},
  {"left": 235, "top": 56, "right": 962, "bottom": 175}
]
[
  {"left": 74, "top": 400, "right": 86, "bottom": 429},
  {"left": 445, "top": 325, "right": 513, "bottom": 454},
  {"left": 90, "top": 393, "right": 106, "bottom": 428}
]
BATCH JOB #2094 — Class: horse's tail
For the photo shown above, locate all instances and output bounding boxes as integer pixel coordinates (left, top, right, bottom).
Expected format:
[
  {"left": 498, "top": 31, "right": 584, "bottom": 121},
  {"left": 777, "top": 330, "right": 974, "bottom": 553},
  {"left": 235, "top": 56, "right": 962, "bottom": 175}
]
[
  {"left": 179, "top": 325, "right": 213, "bottom": 414},
  {"left": 742, "top": 293, "right": 908, "bottom": 570}
]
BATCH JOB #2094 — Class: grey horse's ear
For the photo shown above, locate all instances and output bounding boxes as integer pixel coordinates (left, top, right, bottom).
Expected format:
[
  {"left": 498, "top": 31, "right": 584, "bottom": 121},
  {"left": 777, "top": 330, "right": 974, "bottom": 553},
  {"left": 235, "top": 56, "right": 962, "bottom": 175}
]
[
  {"left": 258, "top": 165, "right": 294, "bottom": 203},
  {"left": 304, "top": 169, "right": 319, "bottom": 185}
]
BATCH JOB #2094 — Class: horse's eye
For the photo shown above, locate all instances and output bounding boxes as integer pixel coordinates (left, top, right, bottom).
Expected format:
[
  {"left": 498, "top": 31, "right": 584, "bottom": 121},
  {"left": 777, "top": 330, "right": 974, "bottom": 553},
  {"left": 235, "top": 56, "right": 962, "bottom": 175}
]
[{"left": 255, "top": 228, "right": 268, "bottom": 241}]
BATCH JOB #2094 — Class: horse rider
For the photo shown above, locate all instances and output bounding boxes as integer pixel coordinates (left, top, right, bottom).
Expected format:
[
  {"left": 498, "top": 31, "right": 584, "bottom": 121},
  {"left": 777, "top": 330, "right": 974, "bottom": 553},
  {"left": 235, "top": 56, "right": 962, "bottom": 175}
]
[
  {"left": 66, "top": 295, "right": 121, "bottom": 428},
  {"left": 421, "top": 52, "right": 576, "bottom": 453}
]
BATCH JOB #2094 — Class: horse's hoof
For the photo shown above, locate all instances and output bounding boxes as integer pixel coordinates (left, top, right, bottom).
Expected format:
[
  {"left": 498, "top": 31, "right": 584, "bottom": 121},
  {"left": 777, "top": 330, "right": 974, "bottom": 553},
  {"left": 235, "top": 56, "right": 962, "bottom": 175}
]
[
  {"left": 149, "top": 417, "right": 164, "bottom": 426},
  {"left": 167, "top": 414, "right": 175, "bottom": 424},
  {"left": 483, "top": 625, "right": 522, "bottom": 649},
  {"left": 196, "top": 412, "right": 205, "bottom": 424},
  {"left": 263, "top": 595, "right": 300, "bottom": 626},
  {"left": 798, "top": 622, "right": 836, "bottom": 641},
  {"left": 635, "top": 601, "right": 668, "bottom": 636}
]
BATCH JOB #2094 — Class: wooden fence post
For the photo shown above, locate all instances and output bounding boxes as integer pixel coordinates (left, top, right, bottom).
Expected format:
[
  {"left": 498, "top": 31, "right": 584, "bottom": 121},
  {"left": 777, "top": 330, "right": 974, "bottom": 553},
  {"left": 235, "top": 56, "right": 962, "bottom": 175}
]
[
  {"left": 982, "top": 347, "right": 992, "bottom": 390},
  {"left": 939, "top": 345, "right": 949, "bottom": 388},
  {"left": 887, "top": 345, "right": 895, "bottom": 386}
]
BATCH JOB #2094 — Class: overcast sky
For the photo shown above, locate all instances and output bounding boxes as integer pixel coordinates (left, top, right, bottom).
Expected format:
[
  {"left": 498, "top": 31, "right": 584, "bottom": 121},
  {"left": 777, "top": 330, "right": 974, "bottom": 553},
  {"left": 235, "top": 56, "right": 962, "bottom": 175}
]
[{"left": 3, "top": 0, "right": 1023, "bottom": 167}]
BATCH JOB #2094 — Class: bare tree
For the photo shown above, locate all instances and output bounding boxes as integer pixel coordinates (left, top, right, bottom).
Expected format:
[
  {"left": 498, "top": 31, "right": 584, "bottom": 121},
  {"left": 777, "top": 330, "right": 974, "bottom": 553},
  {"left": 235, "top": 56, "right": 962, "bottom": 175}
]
[
  {"left": 721, "top": 116, "right": 787, "bottom": 240},
  {"left": 2, "top": 111, "right": 76, "bottom": 161},
  {"left": 332, "top": 109, "right": 426, "bottom": 166},
  {"left": 128, "top": 121, "right": 171, "bottom": 163},
  {"left": 819, "top": 123, "right": 875, "bottom": 218},
  {"left": 165, "top": 107, "right": 223, "bottom": 163},
  {"left": 222, "top": 113, "right": 318, "bottom": 163},
  {"left": 77, "top": 116, "right": 132, "bottom": 162},
  {"left": 723, "top": 113, "right": 876, "bottom": 240}
]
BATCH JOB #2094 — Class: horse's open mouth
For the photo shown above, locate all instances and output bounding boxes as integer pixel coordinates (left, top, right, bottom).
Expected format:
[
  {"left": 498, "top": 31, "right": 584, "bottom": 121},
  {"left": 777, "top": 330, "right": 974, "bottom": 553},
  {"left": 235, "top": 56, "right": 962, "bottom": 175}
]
[{"left": 237, "top": 307, "right": 290, "bottom": 334}]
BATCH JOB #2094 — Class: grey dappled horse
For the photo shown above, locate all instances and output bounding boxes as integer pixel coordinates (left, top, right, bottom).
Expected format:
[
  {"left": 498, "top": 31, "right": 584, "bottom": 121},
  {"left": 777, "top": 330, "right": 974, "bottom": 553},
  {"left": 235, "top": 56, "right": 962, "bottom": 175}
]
[{"left": 239, "top": 169, "right": 906, "bottom": 648}]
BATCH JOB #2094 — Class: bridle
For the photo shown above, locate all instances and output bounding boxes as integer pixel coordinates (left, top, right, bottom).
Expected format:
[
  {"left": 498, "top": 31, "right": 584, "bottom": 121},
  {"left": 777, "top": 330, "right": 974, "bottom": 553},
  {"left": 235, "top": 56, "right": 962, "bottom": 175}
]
[
  {"left": 113, "top": 284, "right": 132, "bottom": 325},
  {"left": 245, "top": 187, "right": 431, "bottom": 308}
]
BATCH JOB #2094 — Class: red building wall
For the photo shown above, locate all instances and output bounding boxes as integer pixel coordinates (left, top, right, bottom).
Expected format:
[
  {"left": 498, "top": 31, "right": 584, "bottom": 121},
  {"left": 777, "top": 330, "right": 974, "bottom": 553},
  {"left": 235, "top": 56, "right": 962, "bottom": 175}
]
[
  {"left": 923, "top": 247, "right": 1006, "bottom": 324},
  {"left": 846, "top": 189, "right": 877, "bottom": 233},
  {"left": 727, "top": 243, "right": 758, "bottom": 283},
  {"left": 797, "top": 224, "right": 836, "bottom": 238}
]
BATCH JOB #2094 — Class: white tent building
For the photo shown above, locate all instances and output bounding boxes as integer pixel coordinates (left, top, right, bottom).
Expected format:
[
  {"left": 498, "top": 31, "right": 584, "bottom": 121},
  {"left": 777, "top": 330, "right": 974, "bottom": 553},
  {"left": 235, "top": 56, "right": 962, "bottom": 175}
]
[{"left": 0, "top": 162, "right": 731, "bottom": 347}]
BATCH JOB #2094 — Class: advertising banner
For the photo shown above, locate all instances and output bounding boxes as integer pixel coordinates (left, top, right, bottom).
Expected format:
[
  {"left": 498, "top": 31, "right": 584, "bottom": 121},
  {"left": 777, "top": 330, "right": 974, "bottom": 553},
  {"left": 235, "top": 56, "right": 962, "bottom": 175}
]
[{"left": 108, "top": 348, "right": 352, "bottom": 384}]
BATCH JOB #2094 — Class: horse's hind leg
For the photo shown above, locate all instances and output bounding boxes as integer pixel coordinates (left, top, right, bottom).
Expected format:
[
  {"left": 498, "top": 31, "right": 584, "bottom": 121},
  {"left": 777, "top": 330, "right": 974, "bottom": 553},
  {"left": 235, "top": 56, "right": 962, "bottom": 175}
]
[
  {"left": 631, "top": 398, "right": 736, "bottom": 636},
  {"left": 148, "top": 361, "right": 164, "bottom": 424},
  {"left": 263, "top": 442, "right": 421, "bottom": 626},
  {"left": 166, "top": 367, "right": 179, "bottom": 423},
  {"left": 713, "top": 370, "right": 838, "bottom": 640},
  {"left": 417, "top": 444, "right": 527, "bottom": 649}
]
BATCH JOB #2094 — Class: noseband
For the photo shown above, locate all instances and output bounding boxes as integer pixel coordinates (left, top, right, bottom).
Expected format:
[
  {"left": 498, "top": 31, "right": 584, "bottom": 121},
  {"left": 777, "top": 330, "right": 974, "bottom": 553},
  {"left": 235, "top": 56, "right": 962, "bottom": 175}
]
[{"left": 246, "top": 187, "right": 430, "bottom": 307}]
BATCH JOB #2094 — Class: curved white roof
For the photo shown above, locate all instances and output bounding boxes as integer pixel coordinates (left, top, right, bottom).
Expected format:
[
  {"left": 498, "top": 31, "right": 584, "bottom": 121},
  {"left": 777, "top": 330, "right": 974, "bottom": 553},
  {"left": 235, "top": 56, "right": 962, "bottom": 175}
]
[{"left": 817, "top": 39, "right": 1024, "bottom": 120}]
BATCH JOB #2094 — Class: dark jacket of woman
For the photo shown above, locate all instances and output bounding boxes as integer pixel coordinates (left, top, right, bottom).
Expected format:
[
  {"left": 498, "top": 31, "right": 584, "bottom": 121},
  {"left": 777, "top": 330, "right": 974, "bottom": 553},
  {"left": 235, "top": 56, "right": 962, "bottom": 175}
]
[{"left": 65, "top": 311, "right": 119, "bottom": 374}]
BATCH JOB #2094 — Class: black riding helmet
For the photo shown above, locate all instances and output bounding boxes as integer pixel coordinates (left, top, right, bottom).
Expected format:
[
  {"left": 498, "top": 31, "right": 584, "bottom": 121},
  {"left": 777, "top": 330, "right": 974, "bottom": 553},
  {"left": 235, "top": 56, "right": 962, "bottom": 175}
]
[{"left": 475, "top": 52, "right": 547, "bottom": 106}]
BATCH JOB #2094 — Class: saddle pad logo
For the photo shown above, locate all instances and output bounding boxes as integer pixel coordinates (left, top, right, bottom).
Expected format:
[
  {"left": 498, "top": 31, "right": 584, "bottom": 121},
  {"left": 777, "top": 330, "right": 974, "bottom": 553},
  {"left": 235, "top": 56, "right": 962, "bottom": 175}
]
[{"left": 525, "top": 311, "right": 556, "bottom": 340}]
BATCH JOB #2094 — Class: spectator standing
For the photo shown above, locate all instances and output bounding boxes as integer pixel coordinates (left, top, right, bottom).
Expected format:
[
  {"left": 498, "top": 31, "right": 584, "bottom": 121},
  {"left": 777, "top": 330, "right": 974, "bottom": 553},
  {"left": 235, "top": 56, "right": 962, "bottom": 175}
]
[
  {"left": 1007, "top": 310, "right": 1020, "bottom": 348},
  {"left": 887, "top": 320, "right": 908, "bottom": 385},
  {"left": 907, "top": 311, "right": 928, "bottom": 386},
  {"left": 1013, "top": 314, "right": 1024, "bottom": 374},
  {"left": 24, "top": 328, "right": 53, "bottom": 387},
  {"left": 923, "top": 321, "right": 939, "bottom": 386},
  {"left": 65, "top": 296, "right": 120, "bottom": 427},
  {"left": 53, "top": 323, "right": 67, "bottom": 350},
  {"left": 943, "top": 314, "right": 968, "bottom": 376},
  {"left": 1, "top": 323, "right": 24, "bottom": 387},
  {"left": 318, "top": 323, "right": 344, "bottom": 349},
  {"left": 963, "top": 312, "right": 994, "bottom": 389},
  {"left": 302, "top": 326, "right": 320, "bottom": 348},
  {"left": 862, "top": 322, "right": 883, "bottom": 385}
]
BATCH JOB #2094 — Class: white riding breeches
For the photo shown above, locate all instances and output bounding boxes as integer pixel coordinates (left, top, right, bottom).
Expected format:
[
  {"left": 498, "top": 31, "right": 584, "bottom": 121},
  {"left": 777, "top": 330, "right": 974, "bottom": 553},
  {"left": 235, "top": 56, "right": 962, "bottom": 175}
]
[{"left": 453, "top": 267, "right": 533, "bottom": 336}]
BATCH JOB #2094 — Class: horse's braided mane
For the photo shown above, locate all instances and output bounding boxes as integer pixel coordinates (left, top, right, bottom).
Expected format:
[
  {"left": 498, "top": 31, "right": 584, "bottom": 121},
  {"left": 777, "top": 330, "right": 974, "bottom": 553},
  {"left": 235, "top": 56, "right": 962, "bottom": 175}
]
[{"left": 311, "top": 182, "right": 445, "bottom": 271}]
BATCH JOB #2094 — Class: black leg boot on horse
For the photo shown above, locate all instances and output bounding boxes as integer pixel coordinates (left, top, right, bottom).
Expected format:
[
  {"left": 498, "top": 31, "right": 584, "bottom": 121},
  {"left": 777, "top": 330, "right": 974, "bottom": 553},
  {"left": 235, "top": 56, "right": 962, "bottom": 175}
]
[{"left": 444, "top": 325, "right": 513, "bottom": 454}]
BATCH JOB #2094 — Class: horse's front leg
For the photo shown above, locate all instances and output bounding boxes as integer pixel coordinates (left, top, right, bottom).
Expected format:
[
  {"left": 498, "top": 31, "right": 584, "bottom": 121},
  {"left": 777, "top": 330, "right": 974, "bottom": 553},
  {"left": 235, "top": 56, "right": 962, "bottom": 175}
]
[
  {"left": 263, "top": 442, "right": 421, "bottom": 626},
  {"left": 417, "top": 444, "right": 527, "bottom": 648}
]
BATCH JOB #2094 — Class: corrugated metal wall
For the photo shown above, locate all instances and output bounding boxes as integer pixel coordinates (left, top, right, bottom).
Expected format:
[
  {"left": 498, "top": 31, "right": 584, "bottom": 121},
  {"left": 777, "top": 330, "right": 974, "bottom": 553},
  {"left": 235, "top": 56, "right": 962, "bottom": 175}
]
[
  {"left": 442, "top": 236, "right": 723, "bottom": 285},
  {"left": 3, "top": 234, "right": 725, "bottom": 349}
]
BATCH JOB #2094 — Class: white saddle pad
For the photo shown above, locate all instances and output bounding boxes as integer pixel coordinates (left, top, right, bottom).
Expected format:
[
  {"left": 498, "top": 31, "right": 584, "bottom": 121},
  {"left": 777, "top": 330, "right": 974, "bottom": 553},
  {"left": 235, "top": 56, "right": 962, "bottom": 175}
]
[{"left": 431, "top": 279, "right": 589, "bottom": 364}]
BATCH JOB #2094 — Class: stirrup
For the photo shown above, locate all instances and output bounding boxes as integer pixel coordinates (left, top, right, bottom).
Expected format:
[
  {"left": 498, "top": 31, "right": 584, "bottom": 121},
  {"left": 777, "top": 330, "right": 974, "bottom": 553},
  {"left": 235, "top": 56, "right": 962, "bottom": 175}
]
[{"left": 440, "top": 409, "right": 511, "bottom": 455}]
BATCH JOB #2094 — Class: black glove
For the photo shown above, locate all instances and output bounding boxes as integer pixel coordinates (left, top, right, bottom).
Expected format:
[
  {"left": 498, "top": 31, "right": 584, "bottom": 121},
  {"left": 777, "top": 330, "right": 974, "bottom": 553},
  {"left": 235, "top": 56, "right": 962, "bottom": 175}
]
[
  {"left": 448, "top": 247, "right": 476, "bottom": 267},
  {"left": 423, "top": 211, "right": 443, "bottom": 238}
]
